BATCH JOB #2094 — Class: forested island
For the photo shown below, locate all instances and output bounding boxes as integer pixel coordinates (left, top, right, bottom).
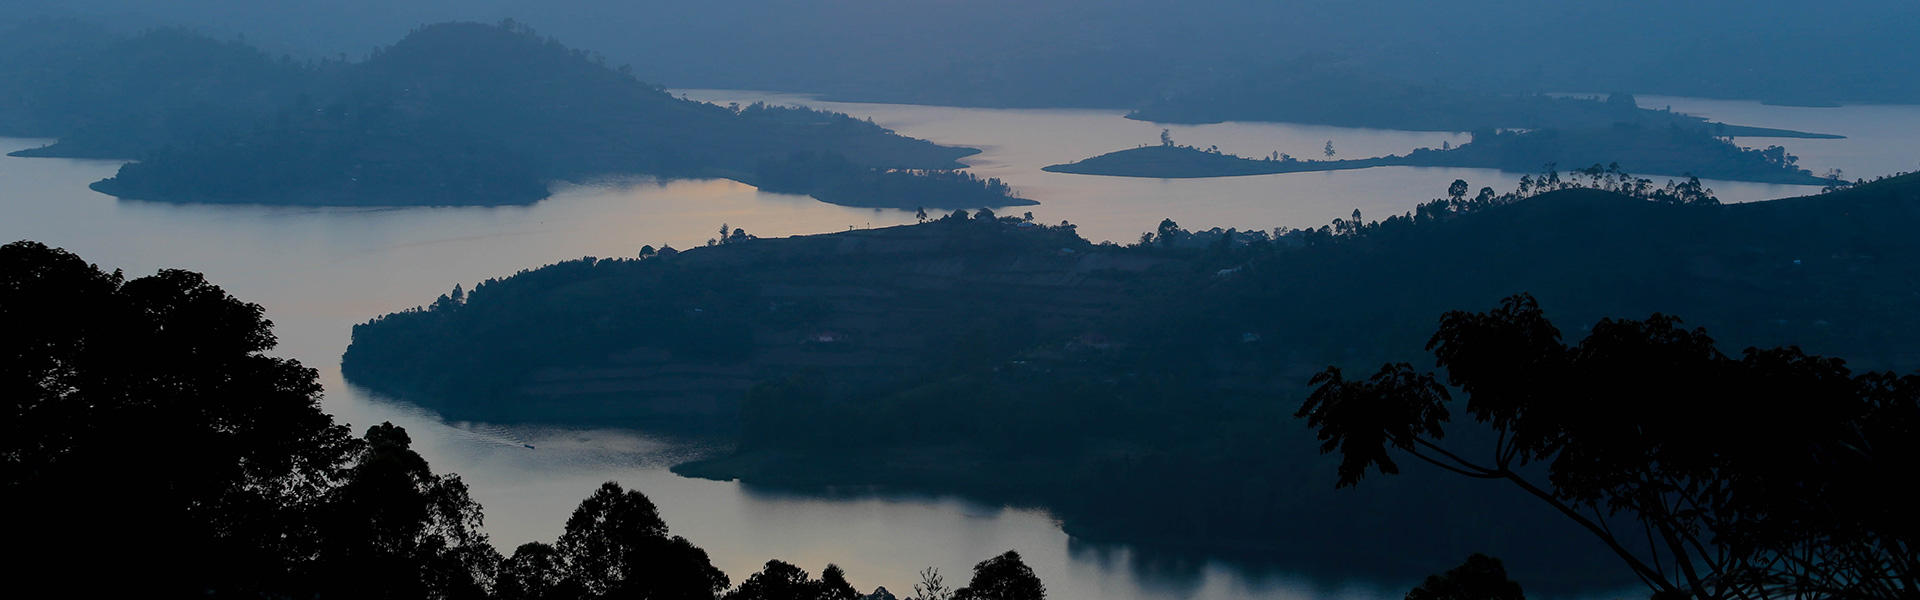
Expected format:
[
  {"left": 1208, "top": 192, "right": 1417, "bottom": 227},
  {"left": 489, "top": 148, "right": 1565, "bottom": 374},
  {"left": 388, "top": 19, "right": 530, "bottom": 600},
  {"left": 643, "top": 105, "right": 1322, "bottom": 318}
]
[
  {"left": 1126, "top": 57, "right": 1843, "bottom": 138},
  {"left": 2, "top": 20, "right": 1009, "bottom": 207},
  {"left": 342, "top": 171, "right": 1920, "bottom": 583},
  {"left": 1047, "top": 125, "right": 1828, "bottom": 185}
]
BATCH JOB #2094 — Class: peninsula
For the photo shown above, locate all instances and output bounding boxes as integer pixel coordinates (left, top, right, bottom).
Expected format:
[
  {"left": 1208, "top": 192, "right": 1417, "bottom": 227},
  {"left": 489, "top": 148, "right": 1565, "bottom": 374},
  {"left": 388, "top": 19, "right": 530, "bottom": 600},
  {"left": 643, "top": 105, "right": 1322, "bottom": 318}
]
[{"left": 1047, "top": 125, "right": 1829, "bottom": 185}]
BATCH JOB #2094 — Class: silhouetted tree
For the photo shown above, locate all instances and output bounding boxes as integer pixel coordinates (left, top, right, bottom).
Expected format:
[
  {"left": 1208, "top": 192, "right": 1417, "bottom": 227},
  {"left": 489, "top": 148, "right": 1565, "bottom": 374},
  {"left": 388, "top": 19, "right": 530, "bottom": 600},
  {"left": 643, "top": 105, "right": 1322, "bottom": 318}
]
[
  {"left": 1297, "top": 294, "right": 1918, "bottom": 600},
  {"left": 912, "top": 568, "right": 954, "bottom": 600},
  {"left": 1405, "top": 554, "right": 1526, "bottom": 600},
  {"left": 315, "top": 422, "right": 498, "bottom": 600},
  {"left": 954, "top": 551, "right": 1045, "bottom": 600},
  {"left": 1324, "top": 140, "right": 1336, "bottom": 158},
  {"left": 497, "top": 542, "right": 581, "bottom": 600},
  {"left": 1156, "top": 219, "right": 1182, "bottom": 248},
  {"left": 560, "top": 481, "right": 730, "bottom": 600},
  {"left": 2, "top": 240, "right": 357, "bottom": 598},
  {"left": 1448, "top": 179, "right": 1470, "bottom": 202},
  {"left": 724, "top": 560, "right": 860, "bottom": 600}
]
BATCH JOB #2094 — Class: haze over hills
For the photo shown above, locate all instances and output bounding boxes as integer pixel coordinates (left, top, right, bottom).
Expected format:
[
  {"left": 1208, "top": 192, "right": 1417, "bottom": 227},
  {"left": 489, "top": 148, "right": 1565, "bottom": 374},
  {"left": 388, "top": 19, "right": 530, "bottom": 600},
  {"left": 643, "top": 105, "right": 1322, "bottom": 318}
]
[
  {"left": 2, "top": 21, "right": 1001, "bottom": 206},
  {"left": 7, "top": 0, "right": 1917, "bottom": 108}
]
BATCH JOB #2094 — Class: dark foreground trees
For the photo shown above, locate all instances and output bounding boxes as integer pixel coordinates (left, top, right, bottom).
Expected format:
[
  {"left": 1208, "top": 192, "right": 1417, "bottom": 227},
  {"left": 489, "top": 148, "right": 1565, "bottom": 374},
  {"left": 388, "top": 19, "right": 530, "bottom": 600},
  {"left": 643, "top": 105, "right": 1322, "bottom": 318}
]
[
  {"left": 1298, "top": 294, "right": 1918, "bottom": 600},
  {"left": 2, "top": 240, "right": 358, "bottom": 597},
  {"left": 2, "top": 239, "right": 1045, "bottom": 599}
]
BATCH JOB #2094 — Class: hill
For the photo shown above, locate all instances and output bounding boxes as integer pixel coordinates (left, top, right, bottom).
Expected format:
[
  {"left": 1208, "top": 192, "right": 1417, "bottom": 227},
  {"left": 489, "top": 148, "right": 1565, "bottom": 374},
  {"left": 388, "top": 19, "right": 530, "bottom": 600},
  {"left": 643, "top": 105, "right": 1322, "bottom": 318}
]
[
  {"left": 0, "top": 18, "right": 336, "bottom": 157},
  {"left": 12, "top": 22, "right": 984, "bottom": 206},
  {"left": 1126, "top": 57, "right": 1842, "bottom": 138},
  {"left": 340, "top": 172, "right": 1920, "bottom": 584}
]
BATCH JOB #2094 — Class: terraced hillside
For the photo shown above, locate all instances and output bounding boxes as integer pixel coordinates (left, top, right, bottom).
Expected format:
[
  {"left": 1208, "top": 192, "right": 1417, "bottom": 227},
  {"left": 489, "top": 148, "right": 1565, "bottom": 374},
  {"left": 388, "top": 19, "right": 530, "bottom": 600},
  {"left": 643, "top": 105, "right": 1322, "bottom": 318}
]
[{"left": 342, "top": 215, "right": 1192, "bottom": 428}]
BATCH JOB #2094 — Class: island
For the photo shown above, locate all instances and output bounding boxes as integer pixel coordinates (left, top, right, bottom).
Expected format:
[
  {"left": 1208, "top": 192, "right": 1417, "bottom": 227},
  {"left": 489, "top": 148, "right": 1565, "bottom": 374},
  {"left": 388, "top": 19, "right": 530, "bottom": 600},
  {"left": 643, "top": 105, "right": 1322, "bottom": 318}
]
[
  {"left": 341, "top": 171, "right": 1920, "bottom": 580},
  {"left": 1046, "top": 124, "right": 1829, "bottom": 185},
  {"left": 1126, "top": 56, "right": 1844, "bottom": 139},
  {"left": 4, "top": 20, "right": 1013, "bottom": 208}
]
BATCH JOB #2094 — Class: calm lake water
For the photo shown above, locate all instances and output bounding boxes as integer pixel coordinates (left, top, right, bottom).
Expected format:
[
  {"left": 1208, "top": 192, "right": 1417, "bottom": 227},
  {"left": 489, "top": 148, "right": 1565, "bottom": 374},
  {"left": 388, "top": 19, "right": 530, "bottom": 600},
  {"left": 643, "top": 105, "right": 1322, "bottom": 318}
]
[{"left": 2, "top": 93, "right": 1912, "bottom": 600}]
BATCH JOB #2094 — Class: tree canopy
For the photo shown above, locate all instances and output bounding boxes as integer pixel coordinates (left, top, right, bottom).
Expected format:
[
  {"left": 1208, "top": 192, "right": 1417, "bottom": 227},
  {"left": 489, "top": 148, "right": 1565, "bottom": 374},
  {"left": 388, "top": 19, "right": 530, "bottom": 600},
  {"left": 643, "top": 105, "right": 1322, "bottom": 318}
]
[
  {"left": 2, "top": 239, "right": 358, "bottom": 597},
  {"left": 1298, "top": 294, "right": 1918, "bottom": 600}
]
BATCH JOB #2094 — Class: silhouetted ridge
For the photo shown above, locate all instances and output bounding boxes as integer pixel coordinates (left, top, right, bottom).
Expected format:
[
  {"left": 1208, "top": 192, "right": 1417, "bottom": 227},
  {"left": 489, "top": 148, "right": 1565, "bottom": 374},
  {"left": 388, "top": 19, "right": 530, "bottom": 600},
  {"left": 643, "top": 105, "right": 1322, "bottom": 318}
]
[
  {"left": 341, "top": 178, "right": 1920, "bottom": 584},
  {"left": 30, "top": 21, "right": 980, "bottom": 206}
]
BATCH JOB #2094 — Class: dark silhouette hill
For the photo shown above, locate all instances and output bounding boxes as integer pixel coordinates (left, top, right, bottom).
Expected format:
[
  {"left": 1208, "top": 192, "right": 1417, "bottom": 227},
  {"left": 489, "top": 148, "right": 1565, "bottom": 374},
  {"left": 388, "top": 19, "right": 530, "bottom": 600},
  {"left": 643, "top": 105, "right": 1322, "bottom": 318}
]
[
  {"left": 341, "top": 173, "right": 1920, "bottom": 584},
  {"left": 0, "top": 18, "right": 334, "bottom": 157},
  {"left": 7, "top": 21, "right": 981, "bottom": 206},
  {"left": 1126, "top": 58, "right": 1840, "bottom": 138}
]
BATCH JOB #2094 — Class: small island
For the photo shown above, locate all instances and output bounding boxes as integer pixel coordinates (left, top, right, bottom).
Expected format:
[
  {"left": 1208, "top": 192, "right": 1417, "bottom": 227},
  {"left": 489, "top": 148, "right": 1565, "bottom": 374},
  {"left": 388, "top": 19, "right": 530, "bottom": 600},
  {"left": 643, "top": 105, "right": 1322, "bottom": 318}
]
[
  {"left": 1043, "top": 144, "right": 1387, "bottom": 178},
  {"left": 1048, "top": 124, "right": 1829, "bottom": 186},
  {"left": 754, "top": 151, "right": 1035, "bottom": 209}
]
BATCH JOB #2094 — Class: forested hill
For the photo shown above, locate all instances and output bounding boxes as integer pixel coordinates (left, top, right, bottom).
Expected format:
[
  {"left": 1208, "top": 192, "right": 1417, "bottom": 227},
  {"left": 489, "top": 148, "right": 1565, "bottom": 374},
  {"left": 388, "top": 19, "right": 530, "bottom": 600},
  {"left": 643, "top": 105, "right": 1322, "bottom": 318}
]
[
  {"left": 0, "top": 18, "right": 336, "bottom": 157},
  {"left": 1127, "top": 58, "right": 1840, "bottom": 138},
  {"left": 341, "top": 173, "right": 1920, "bottom": 582},
  {"left": 9, "top": 21, "right": 977, "bottom": 206}
]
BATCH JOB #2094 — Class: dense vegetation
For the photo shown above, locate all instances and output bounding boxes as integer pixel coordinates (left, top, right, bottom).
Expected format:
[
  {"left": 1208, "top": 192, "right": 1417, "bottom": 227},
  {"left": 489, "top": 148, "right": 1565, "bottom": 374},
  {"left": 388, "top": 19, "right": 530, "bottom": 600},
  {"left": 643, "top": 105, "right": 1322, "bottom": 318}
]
[
  {"left": 343, "top": 172, "right": 1920, "bottom": 585},
  {"left": 1302, "top": 295, "right": 1917, "bottom": 599},
  {"left": 1048, "top": 125, "right": 1826, "bottom": 185},
  {"left": 1126, "top": 58, "right": 1840, "bottom": 138},
  {"left": 0, "top": 18, "right": 339, "bottom": 157},
  {"left": 1, "top": 239, "right": 1047, "bottom": 600},
  {"left": 3, "top": 20, "right": 982, "bottom": 206}
]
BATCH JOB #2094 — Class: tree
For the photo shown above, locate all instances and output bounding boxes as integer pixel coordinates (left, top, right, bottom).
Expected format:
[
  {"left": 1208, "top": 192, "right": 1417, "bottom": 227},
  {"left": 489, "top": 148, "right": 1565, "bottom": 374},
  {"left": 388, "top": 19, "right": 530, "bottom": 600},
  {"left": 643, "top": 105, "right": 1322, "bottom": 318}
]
[
  {"left": 1325, "top": 140, "right": 1336, "bottom": 158},
  {"left": 954, "top": 551, "right": 1045, "bottom": 600},
  {"left": 1405, "top": 554, "right": 1527, "bottom": 600},
  {"left": 723, "top": 560, "right": 861, "bottom": 600},
  {"left": 1448, "top": 179, "right": 1470, "bottom": 202},
  {"left": 560, "top": 481, "right": 730, "bottom": 600},
  {"left": 916, "top": 207, "right": 929, "bottom": 223},
  {"left": 1160, "top": 129, "right": 1174, "bottom": 147},
  {"left": 496, "top": 542, "right": 580, "bottom": 600},
  {"left": 912, "top": 568, "right": 954, "bottom": 600},
  {"left": 1296, "top": 294, "right": 1917, "bottom": 600},
  {"left": 1156, "top": 218, "right": 1182, "bottom": 248},
  {"left": 2, "top": 240, "right": 358, "bottom": 598},
  {"left": 316, "top": 422, "right": 498, "bottom": 600}
]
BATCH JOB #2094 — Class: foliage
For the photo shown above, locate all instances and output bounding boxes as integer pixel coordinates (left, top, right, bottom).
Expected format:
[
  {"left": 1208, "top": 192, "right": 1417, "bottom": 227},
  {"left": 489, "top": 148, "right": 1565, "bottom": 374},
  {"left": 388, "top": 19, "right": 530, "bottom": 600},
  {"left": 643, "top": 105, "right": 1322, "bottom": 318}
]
[
  {"left": 1, "top": 239, "right": 358, "bottom": 597},
  {"left": 954, "top": 551, "right": 1045, "bottom": 600},
  {"left": 560, "top": 481, "right": 732, "bottom": 599},
  {"left": 1298, "top": 295, "right": 1918, "bottom": 600},
  {"left": 723, "top": 561, "right": 861, "bottom": 600},
  {"left": 1404, "top": 554, "right": 1527, "bottom": 600},
  {"left": 317, "top": 422, "right": 500, "bottom": 599}
]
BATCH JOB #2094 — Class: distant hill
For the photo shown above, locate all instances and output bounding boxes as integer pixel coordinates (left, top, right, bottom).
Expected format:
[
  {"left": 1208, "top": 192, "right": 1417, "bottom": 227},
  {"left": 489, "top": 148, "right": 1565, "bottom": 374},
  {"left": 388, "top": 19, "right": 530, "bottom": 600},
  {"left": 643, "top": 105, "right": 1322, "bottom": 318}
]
[
  {"left": 0, "top": 18, "right": 334, "bottom": 156},
  {"left": 1048, "top": 125, "right": 1828, "bottom": 185},
  {"left": 1127, "top": 57, "right": 1841, "bottom": 138},
  {"left": 340, "top": 173, "right": 1920, "bottom": 583},
  {"left": 9, "top": 21, "right": 983, "bottom": 206}
]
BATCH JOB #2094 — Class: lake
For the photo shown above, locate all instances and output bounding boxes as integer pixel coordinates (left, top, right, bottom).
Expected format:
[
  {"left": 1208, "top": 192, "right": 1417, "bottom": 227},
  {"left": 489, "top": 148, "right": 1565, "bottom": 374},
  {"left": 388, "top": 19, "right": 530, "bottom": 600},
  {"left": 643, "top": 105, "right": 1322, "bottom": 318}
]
[{"left": 3, "top": 93, "right": 1912, "bottom": 600}]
